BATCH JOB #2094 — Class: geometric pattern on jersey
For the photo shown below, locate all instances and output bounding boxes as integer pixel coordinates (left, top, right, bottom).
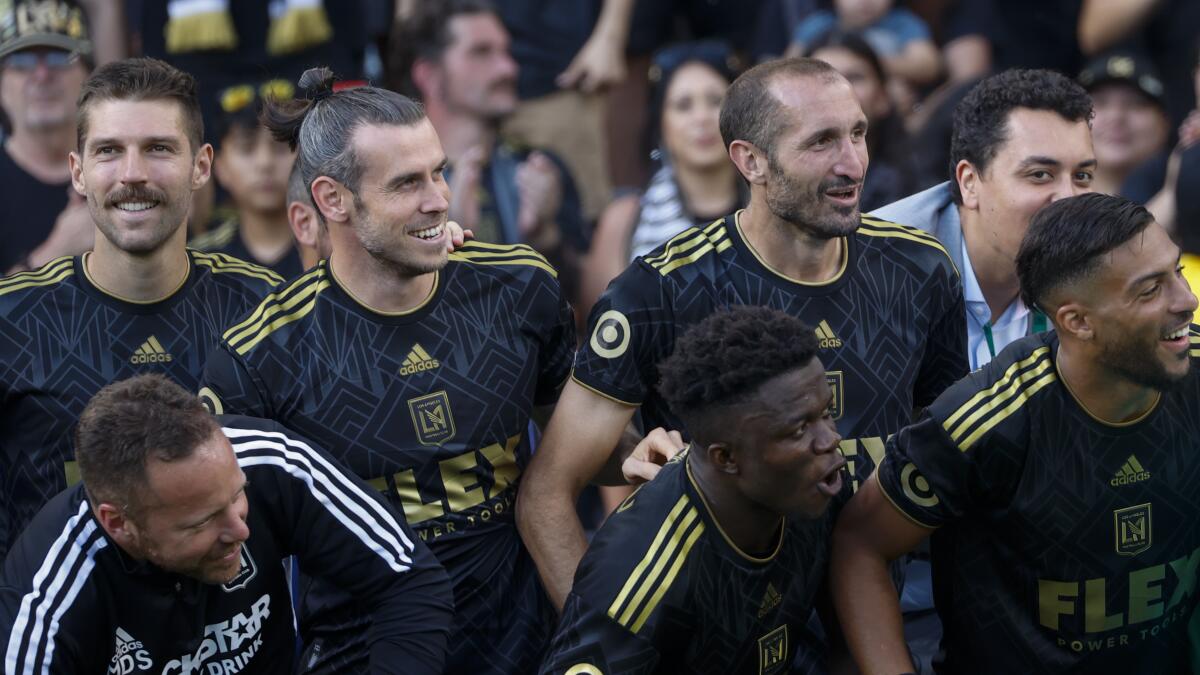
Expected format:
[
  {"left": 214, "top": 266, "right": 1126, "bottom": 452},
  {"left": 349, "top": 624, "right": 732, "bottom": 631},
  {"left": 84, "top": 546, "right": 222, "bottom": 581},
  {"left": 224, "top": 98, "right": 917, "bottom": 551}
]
[
  {"left": 0, "top": 251, "right": 279, "bottom": 559},
  {"left": 877, "top": 329, "right": 1200, "bottom": 673},
  {"left": 200, "top": 241, "right": 576, "bottom": 674},
  {"left": 573, "top": 211, "right": 967, "bottom": 488},
  {"left": 540, "top": 453, "right": 836, "bottom": 674}
]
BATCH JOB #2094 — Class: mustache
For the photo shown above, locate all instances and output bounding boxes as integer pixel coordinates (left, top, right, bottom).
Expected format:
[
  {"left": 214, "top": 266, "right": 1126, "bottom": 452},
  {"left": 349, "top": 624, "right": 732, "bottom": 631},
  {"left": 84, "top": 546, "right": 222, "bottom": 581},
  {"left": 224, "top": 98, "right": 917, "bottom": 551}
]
[
  {"left": 106, "top": 186, "right": 167, "bottom": 207},
  {"left": 819, "top": 177, "right": 860, "bottom": 191}
]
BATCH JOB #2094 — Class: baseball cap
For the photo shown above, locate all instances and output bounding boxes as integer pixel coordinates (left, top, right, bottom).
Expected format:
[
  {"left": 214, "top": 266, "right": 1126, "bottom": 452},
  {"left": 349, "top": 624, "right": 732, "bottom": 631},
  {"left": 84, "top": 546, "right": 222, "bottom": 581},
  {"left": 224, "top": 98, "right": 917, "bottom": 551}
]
[
  {"left": 0, "top": 0, "right": 91, "bottom": 60},
  {"left": 1078, "top": 50, "right": 1166, "bottom": 109}
]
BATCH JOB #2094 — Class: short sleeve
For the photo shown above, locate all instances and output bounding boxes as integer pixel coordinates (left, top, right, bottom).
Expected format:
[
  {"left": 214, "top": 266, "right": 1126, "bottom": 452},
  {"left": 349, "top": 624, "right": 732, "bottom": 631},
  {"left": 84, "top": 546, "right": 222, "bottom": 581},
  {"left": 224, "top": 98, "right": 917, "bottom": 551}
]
[
  {"left": 535, "top": 273, "right": 578, "bottom": 406},
  {"left": 539, "top": 591, "right": 660, "bottom": 675},
  {"left": 198, "top": 343, "right": 272, "bottom": 418},
  {"left": 571, "top": 262, "right": 675, "bottom": 406}
]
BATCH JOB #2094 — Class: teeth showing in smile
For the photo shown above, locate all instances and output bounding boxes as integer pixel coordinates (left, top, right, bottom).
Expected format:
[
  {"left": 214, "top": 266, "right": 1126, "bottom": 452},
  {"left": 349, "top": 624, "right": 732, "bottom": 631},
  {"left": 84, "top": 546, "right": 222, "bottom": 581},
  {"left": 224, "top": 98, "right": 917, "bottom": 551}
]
[
  {"left": 412, "top": 223, "right": 444, "bottom": 240},
  {"left": 116, "top": 201, "right": 156, "bottom": 212},
  {"left": 1162, "top": 326, "right": 1189, "bottom": 340}
]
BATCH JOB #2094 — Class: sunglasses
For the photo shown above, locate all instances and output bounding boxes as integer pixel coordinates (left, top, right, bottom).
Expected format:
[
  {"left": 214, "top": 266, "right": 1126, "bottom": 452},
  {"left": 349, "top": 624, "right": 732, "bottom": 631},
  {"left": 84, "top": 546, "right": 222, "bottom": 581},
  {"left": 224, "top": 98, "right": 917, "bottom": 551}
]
[
  {"left": 4, "top": 49, "right": 76, "bottom": 71},
  {"left": 219, "top": 79, "right": 295, "bottom": 113},
  {"left": 649, "top": 40, "right": 738, "bottom": 84}
]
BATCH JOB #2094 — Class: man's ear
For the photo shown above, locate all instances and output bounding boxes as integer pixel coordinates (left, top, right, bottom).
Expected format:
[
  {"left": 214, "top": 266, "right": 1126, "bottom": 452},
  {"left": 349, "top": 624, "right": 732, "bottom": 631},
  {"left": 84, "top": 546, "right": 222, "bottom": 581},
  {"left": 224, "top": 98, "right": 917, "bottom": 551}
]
[
  {"left": 411, "top": 59, "right": 441, "bottom": 100},
  {"left": 288, "top": 201, "right": 318, "bottom": 246},
  {"left": 956, "top": 159, "right": 981, "bottom": 211},
  {"left": 69, "top": 151, "right": 86, "bottom": 196},
  {"left": 191, "top": 143, "right": 214, "bottom": 190},
  {"left": 93, "top": 502, "right": 139, "bottom": 549},
  {"left": 311, "top": 176, "right": 351, "bottom": 224},
  {"left": 1055, "top": 301, "right": 1094, "bottom": 342},
  {"left": 729, "top": 140, "right": 768, "bottom": 186},
  {"left": 705, "top": 442, "right": 739, "bottom": 476}
]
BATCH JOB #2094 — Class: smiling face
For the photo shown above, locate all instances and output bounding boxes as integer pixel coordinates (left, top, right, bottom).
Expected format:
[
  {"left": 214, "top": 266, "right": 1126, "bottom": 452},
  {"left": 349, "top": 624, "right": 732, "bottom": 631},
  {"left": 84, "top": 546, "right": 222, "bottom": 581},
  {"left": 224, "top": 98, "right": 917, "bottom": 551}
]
[
  {"left": 69, "top": 98, "right": 211, "bottom": 254},
  {"left": 0, "top": 48, "right": 87, "bottom": 134},
  {"left": 337, "top": 119, "right": 451, "bottom": 276},
  {"left": 728, "top": 358, "right": 845, "bottom": 520},
  {"left": 124, "top": 431, "right": 250, "bottom": 584},
  {"left": 965, "top": 108, "right": 1096, "bottom": 263},
  {"left": 1081, "top": 222, "right": 1197, "bottom": 390},
  {"left": 761, "top": 74, "right": 868, "bottom": 238},
  {"left": 661, "top": 61, "right": 729, "bottom": 171}
]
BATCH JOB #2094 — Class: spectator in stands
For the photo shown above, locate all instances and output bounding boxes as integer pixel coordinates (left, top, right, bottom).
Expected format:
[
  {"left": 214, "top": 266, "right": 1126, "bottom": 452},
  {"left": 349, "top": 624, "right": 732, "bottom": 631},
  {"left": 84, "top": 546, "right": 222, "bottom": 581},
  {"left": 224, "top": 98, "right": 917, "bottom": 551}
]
[
  {"left": 808, "top": 30, "right": 914, "bottom": 210},
  {"left": 787, "top": 0, "right": 940, "bottom": 88},
  {"left": 189, "top": 81, "right": 303, "bottom": 278},
  {"left": 1079, "top": 50, "right": 1171, "bottom": 200},
  {"left": 392, "top": 0, "right": 588, "bottom": 300},
  {"left": 0, "top": 0, "right": 92, "bottom": 273},
  {"left": 582, "top": 40, "right": 745, "bottom": 345}
]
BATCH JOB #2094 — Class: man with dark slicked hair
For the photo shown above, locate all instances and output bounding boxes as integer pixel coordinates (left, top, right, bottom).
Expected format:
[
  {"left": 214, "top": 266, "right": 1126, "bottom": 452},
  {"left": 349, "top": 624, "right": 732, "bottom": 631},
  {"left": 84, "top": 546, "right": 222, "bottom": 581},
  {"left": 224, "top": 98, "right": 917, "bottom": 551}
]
[
  {"left": 541, "top": 305, "right": 848, "bottom": 674},
  {"left": 835, "top": 193, "right": 1200, "bottom": 674}
]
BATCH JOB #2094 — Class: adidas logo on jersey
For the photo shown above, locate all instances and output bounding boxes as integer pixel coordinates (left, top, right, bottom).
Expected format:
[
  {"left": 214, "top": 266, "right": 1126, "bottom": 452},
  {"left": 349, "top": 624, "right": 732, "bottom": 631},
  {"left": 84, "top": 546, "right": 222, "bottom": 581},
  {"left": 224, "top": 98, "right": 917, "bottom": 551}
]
[
  {"left": 815, "top": 320, "right": 842, "bottom": 349},
  {"left": 109, "top": 627, "right": 153, "bottom": 673},
  {"left": 399, "top": 343, "right": 439, "bottom": 376},
  {"left": 758, "top": 582, "right": 782, "bottom": 618},
  {"left": 1110, "top": 454, "right": 1151, "bottom": 486},
  {"left": 130, "top": 336, "right": 173, "bottom": 364}
]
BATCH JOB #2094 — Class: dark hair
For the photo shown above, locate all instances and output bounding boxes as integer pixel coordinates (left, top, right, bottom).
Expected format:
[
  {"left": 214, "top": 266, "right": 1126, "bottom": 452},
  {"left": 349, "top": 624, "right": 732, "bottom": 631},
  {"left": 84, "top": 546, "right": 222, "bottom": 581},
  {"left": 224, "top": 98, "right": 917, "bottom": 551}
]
[
  {"left": 263, "top": 67, "right": 426, "bottom": 210},
  {"left": 719, "top": 57, "right": 841, "bottom": 157},
  {"left": 1017, "top": 193, "right": 1155, "bottom": 312},
  {"left": 647, "top": 40, "right": 739, "bottom": 155},
  {"left": 76, "top": 57, "right": 204, "bottom": 153},
  {"left": 806, "top": 31, "right": 886, "bottom": 89},
  {"left": 658, "top": 306, "right": 819, "bottom": 442},
  {"left": 949, "top": 69, "right": 1093, "bottom": 205},
  {"left": 387, "top": 0, "right": 497, "bottom": 97},
  {"left": 75, "top": 374, "right": 219, "bottom": 512}
]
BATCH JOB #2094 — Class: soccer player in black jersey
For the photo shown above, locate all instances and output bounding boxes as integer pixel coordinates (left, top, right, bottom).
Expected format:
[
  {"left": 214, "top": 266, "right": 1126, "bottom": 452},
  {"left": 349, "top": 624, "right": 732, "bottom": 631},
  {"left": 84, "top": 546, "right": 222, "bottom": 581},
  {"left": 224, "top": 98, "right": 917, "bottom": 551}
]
[
  {"left": 518, "top": 56, "right": 968, "bottom": 614},
  {"left": 199, "top": 68, "right": 575, "bottom": 674},
  {"left": 541, "top": 306, "right": 849, "bottom": 674},
  {"left": 1, "top": 374, "right": 453, "bottom": 674},
  {"left": 833, "top": 193, "right": 1200, "bottom": 673},
  {"left": 0, "top": 58, "right": 285, "bottom": 560}
]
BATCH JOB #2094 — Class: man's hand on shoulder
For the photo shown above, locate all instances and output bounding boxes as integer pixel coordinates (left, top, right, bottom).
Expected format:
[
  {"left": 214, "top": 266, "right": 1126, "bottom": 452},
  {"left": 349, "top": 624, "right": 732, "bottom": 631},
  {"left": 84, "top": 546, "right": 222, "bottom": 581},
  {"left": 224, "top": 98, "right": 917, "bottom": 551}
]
[{"left": 621, "top": 427, "right": 684, "bottom": 484}]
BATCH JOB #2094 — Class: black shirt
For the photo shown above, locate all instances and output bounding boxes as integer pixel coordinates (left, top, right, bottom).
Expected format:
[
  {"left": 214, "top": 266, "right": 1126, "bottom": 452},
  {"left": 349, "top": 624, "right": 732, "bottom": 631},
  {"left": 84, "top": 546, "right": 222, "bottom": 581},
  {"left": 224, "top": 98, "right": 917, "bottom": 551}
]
[
  {"left": 574, "top": 211, "right": 968, "bottom": 489},
  {"left": 200, "top": 242, "right": 576, "bottom": 673},
  {"left": 878, "top": 330, "right": 1200, "bottom": 673},
  {"left": 541, "top": 453, "right": 842, "bottom": 674},
  {"left": 0, "top": 252, "right": 281, "bottom": 558},
  {"left": 189, "top": 218, "right": 305, "bottom": 281},
  {"left": 0, "top": 415, "right": 453, "bottom": 674},
  {"left": 0, "top": 144, "right": 69, "bottom": 273}
]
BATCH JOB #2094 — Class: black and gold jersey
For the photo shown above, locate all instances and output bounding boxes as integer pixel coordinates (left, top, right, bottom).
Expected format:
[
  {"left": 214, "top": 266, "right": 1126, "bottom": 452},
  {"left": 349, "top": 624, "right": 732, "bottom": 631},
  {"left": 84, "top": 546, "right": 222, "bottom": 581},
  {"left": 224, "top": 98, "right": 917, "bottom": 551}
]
[
  {"left": 0, "top": 251, "right": 280, "bottom": 559},
  {"left": 877, "top": 329, "right": 1200, "bottom": 673},
  {"left": 540, "top": 453, "right": 836, "bottom": 675},
  {"left": 575, "top": 211, "right": 967, "bottom": 487},
  {"left": 199, "top": 241, "right": 575, "bottom": 674}
]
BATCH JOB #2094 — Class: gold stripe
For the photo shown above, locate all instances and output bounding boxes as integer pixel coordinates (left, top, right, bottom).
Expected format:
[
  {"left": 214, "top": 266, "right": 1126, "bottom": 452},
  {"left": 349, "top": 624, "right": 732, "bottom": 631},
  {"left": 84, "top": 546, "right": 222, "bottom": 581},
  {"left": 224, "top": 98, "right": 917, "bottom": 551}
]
[
  {"left": 413, "top": 344, "right": 432, "bottom": 361},
  {"left": 1129, "top": 456, "right": 1145, "bottom": 473},
  {"left": 448, "top": 253, "right": 558, "bottom": 277},
  {"left": 608, "top": 495, "right": 690, "bottom": 621},
  {"left": 135, "top": 345, "right": 148, "bottom": 356},
  {"left": 457, "top": 240, "right": 534, "bottom": 253},
  {"left": 959, "top": 370, "right": 1056, "bottom": 450},
  {"left": 616, "top": 506, "right": 701, "bottom": 628},
  {"left": 233, "top": 280, "right": 330, "bottom": 356},
  {"left": 859, "top": 217, "right": 942, "bottom": 243},
  {"left": 644, "top": 220, "right": 726, "bottom": 267},
  {"left": 942, "top": 348, "right": 1050, "bottom": 432},
  {"left": 630, "top": 515, "right": 705, "bottom": 632},
  {"left": 654, "top": 238, "right": 733, "bottom": 276},
  {"left": 222, "top": 268, "right": 326, "bottom": 343},
  {"left": 0, "top": 257, "right": 73, "bottom": 289},
  {"left": 569, "top": 373, "right": 640, "bottom": 407},
  {"left": 648, "top": 228, "right": 729, "bottom": 271},
  {"left": 147, "top": 336, "right": 165, "bottom": 353},
  {"left": 192, "top": 251, "right": 283, "bottom": 285},
  {"left": 857, "top": 225, "right": 951, "bottom": 259},
  {"left": 227, "top": 278, "right": 327, "bottom": 349},
  {"left": 0, "top": 267, "right": 75, "bottom": 296},
  {"left": 948, "top": 357, "right": 1054, "bottom": 444}
]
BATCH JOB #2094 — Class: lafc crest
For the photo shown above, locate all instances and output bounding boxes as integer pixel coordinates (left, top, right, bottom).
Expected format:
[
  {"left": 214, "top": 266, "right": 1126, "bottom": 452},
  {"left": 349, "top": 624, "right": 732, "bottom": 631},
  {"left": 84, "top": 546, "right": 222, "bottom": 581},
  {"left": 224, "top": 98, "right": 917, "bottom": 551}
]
[
  {"left": 824, "top": 371, "right": 843, "bottom": 420},
  {"left": 408, "top": 391, "right": 456, "bottom": 446},
  {"left": 757, "top": 625, "right": 788, "bottom": 674},
  {"left": 1114, "top": 503, "right": 1151, "bottom": 556}
]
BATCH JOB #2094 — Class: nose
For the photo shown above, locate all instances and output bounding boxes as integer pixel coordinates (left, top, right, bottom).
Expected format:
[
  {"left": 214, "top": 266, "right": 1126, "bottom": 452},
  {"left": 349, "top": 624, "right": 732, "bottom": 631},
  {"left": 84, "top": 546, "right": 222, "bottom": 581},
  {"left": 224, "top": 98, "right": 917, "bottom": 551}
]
[
  {"left": 422, "top": 174, "right": 451, "bottom": 214},
  {"left": 1171, "top": 271, "right": 1199, "bottom": 316},
  {"left": 218, "top": 498, "right": 250, "bottom": 544},
  {"left": 834, "top": 136, "right": 867, "bottom": 182},
  {"left": 812, "top": 419, "right": 841, "bottom": 455},
  {"left": 120, "top": 150, "right": 149, "bottom": 184}
]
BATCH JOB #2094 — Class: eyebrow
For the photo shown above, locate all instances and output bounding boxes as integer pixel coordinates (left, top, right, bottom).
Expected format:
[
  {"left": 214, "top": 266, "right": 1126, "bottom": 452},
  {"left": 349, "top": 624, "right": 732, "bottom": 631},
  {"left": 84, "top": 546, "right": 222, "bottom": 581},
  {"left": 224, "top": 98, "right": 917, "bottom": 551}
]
[
  {"left": 88, "top": 136, "right": 181, "bottom": 150},
  {"left": 385, "top": 158, "right": 448, "bottom": 190},
  {"left": 181, "top": 479, "right": 247, "bottom": 529},
  {"left": 1127, "top": 251, "right": 1182, "bottom": 291}
]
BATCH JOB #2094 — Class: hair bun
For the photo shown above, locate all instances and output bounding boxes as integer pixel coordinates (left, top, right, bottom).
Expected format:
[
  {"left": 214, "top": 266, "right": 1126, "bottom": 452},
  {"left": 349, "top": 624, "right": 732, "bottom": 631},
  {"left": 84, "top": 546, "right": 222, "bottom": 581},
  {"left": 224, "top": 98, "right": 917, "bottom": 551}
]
[{"left": 298, "top": 67, "right": 335, "bottom": 102}]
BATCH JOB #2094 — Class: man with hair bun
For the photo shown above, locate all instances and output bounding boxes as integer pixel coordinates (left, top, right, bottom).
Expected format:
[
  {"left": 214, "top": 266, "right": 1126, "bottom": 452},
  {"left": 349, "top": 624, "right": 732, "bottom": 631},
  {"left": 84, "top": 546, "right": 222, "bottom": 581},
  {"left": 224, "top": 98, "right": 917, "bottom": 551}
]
[
  {"left": 834, "top": 193, "right": 1200, "bottom": 673},
  {"left": 0, "top": 374, "right": 453, "bottom": 673},
  {"left": 200, "top": 66, "right": 576, "bottom": 674},
  {"left": 540, "top": 305, "right": 848, "bottom": 673}
]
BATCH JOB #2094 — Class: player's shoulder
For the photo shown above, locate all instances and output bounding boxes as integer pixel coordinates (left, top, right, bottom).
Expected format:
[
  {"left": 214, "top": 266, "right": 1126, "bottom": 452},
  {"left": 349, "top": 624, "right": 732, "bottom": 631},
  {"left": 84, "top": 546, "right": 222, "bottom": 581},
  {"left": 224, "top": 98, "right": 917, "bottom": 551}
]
[
  {"left": 219, "top": 263, "right": 331, "bottom": 359},
  {"left": 0, "top": 256, "right": 78, "bottom": 307},
  {"left": 636, "top": 216, "right": 734, "bottom": 280},
  {"left": 1188, "top": 324, "right": 1200, "bottom": 362},
  {"left": 930, "top": 332, "right": 1057, "bottom": 452},
  {"left": 189, "top": 249, "right": 283, "bottom": 291},
  {"left": 856, "top": 214, "right": 958, "bottom": 276},
  {"left": 575, "top": 459, "right": 705, "bottom": 633},
  {"left": 3, "top": 485, "right": 109, "bottom": 591},
  {"left": 447, "top": 240, "right": 559, "bottom": 280}
]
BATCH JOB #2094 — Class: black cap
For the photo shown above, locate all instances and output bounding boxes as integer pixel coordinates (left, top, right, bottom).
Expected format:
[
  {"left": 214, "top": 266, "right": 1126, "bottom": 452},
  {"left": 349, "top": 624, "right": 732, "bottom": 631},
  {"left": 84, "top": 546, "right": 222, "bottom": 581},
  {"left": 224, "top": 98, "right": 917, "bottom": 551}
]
[
  {"left": 0, "top": 0, "right": 91, "bottom": 60},
  {"left": 1078, "top": 50, "right": 1166, "bottom": 109}
]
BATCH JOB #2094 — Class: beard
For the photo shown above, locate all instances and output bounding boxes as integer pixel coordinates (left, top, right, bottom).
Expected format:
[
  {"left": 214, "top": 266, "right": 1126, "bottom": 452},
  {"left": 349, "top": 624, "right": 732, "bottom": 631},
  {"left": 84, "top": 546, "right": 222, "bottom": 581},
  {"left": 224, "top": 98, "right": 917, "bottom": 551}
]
[
  {"left": 89, "top": 184, "right": 186, "bottom": 255},
  {"left": 1097, "top": 327, "right": 1191, "bottom": 392},
  {"left": 354, "top": 201, "right": 448, "bottom": 278},
  {"left": 764, "top": 155, "right": 861, "bottom": 239}
]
